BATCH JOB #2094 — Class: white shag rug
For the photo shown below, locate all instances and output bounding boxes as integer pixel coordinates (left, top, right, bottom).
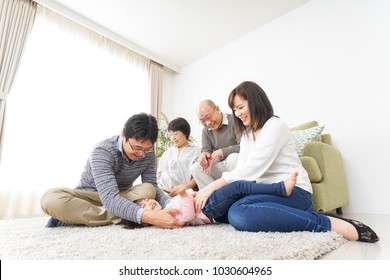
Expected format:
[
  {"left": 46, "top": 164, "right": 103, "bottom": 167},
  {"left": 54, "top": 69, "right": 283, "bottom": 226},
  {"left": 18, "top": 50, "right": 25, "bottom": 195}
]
[{"left": 0, "top": 217, "right": 347, "bottom": 260}]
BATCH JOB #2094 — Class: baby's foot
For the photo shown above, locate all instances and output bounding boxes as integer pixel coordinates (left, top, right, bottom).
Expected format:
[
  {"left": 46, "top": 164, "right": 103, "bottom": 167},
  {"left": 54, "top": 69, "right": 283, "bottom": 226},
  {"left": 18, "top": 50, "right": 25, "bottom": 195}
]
[
  {"left": 196, "top": 211, "right": 212, "bottom": 224},
  {"left": 285, "top": 171, "right": 298, "bottom": 196}
]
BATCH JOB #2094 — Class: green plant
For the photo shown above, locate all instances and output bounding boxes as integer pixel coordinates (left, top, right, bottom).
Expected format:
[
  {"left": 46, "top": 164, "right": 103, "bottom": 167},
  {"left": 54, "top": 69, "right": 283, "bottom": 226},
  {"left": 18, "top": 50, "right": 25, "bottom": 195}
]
[
  {"left": 155, "top": 112, "right": 196, "bottom": 158},
  {"left": 156, "top": 112, "right": 173, "bottom": 158}
]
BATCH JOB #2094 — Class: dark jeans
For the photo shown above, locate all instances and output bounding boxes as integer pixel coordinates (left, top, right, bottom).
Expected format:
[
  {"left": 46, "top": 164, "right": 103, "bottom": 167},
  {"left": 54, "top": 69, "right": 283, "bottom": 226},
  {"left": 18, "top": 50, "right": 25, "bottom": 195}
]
[{"left": 202, "top": 180, "right": 330, "bottom": 233}]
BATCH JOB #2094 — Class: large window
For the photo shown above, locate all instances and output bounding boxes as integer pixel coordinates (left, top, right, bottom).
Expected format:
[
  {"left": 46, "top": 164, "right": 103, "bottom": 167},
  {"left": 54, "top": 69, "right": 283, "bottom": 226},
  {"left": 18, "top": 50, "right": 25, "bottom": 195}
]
[{"left": 0, "top": 6, "right": 150, "bottom": 217}]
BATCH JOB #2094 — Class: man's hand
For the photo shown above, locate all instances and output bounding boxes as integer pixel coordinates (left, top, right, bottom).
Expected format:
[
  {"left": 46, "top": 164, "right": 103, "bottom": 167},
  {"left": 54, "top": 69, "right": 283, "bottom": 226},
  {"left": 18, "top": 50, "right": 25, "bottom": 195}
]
[
  {"left": 203, "top": 150, "right": 222, "bottom": 173},
  {"left": 198, "top": 152, "right": 211, "bottom": 171},
  {"left": 141, "top": 208, "right": 185, "bottom": 229}
]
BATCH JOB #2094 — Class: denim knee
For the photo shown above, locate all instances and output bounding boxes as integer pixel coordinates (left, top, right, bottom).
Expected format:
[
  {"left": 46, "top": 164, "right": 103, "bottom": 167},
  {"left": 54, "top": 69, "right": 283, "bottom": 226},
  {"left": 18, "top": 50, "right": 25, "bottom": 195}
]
[{"left": 227, "top": 201, "right": 262, "bottom": 232}]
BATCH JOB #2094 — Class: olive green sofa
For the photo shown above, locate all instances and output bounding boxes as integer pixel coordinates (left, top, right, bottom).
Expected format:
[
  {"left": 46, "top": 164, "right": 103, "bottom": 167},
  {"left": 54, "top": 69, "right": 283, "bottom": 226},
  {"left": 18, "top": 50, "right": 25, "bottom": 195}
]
[{"left": 291, "top": 121, "right": 349, "bottom": 213}]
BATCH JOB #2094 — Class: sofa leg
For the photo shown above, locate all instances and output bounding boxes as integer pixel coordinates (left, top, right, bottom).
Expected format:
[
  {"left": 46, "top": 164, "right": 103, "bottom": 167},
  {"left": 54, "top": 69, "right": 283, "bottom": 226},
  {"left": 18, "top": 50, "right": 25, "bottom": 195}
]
[{"left": 336, "top": 207, "right": 343, "bottom": 214}]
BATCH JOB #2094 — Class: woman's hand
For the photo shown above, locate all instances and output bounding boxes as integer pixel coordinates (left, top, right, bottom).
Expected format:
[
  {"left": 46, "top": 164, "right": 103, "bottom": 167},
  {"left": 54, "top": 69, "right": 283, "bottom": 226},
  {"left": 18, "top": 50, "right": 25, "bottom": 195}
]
[
  {"left": 194, "top": 178, "right": 229, "bottom": 212},
  {"left": 194, "top": 186, "right": 215, "bottom": 212},
  {"left": 170, "top": 185, "right": 187, "bottom": 197}
]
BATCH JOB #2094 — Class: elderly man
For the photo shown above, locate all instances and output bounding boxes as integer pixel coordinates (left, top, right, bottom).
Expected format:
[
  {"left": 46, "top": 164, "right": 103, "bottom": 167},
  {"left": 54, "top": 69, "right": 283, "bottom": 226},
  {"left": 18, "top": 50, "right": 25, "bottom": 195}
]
[{"left": 191, "top": 99, "right": 239, "bottom": 189}]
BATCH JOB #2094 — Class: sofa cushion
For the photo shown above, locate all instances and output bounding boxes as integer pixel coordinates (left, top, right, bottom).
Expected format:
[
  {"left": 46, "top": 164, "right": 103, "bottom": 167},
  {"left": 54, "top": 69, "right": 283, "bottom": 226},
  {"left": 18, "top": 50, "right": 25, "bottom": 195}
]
[{"left": 291, "top": 125, "right": 324, "bottom": 157}]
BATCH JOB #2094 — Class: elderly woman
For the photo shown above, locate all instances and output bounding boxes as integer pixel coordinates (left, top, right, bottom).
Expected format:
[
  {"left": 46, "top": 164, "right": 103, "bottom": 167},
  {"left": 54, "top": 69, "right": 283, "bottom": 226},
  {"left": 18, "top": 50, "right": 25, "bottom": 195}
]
[{"left": 157, "top": 117, "right": 201, "bottom": 197}]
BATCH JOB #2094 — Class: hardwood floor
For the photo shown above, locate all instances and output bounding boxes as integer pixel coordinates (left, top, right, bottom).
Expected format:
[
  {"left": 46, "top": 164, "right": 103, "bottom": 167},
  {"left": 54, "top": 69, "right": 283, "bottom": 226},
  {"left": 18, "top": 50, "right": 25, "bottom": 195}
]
[{"left": 319, "top": 213, "right": 390, "bottom": 259}]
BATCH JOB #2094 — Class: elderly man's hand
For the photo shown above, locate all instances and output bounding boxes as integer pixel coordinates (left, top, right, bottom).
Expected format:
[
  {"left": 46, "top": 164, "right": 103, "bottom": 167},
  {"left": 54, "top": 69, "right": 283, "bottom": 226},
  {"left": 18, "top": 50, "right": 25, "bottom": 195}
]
[{"left": 198, "top": 152, "right": 211, "bottom": 171}]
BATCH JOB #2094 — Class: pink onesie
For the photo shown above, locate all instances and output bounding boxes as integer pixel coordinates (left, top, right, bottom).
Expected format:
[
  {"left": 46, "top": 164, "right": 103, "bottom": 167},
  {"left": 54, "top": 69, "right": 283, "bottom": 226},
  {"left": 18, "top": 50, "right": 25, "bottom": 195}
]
[{"left": 166, "top": 195, "right": 212, "bottom": 225}]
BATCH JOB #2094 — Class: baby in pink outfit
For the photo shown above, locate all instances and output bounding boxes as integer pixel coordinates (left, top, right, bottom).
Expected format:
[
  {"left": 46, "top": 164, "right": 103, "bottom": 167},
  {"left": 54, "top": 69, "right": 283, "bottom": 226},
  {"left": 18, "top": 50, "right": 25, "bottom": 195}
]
[{"left": 135, "top": 192, "right": 212, "bottom": 225}]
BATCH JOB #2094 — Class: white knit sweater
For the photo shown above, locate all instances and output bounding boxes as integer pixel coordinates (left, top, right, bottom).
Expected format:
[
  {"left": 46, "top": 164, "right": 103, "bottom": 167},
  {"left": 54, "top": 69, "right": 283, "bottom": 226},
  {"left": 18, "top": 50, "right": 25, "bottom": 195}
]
[{"left": 222, "top": 117, "right": 312, "bottom": 193}]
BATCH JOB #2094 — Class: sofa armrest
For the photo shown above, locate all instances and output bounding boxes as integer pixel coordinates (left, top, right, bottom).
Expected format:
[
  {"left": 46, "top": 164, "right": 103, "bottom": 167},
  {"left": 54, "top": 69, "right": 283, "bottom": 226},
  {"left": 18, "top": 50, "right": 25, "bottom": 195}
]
[
  {"left": 321, "top": 133, "right": 333, "bottom": 146},
  {"left": 300, "top": 156, "right": 322, "bottom": 183},
  {"left": 302, "top": 141, "right": 349, "bottom": 210}
]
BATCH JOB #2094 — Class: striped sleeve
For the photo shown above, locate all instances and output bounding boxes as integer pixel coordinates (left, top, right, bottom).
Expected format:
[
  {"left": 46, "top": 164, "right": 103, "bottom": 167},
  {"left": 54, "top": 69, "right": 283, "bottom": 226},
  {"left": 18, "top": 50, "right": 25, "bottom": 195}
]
[{"left": 90, "top": 147, "right": 142, "bottom": 222}]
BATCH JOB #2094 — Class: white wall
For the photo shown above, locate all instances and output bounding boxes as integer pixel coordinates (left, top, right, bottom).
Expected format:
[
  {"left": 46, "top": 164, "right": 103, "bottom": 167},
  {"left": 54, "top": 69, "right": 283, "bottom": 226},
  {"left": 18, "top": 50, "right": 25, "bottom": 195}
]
[{"left": 162, "top": 0, "right": 390, "bottom": 214}]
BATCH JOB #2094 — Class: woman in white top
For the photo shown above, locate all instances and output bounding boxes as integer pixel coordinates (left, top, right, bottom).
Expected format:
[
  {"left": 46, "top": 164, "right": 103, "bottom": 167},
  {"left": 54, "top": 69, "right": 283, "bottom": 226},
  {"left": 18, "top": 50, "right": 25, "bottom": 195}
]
[
  {"left": 195, "top": 81, "right": 379, "bottom": 243},
  {"left": 157, "top": 117, "right": 201, "bottom": 197}
]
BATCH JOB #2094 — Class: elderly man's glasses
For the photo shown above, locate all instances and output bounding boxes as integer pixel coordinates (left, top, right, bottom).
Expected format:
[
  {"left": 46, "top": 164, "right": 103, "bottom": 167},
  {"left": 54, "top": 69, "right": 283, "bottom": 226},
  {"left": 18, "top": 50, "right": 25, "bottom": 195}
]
[
  {"left": 128, "top": 139, "right": 153, "bottom": 154},
  {"left": 199, "top": 107, "right": 216, "bottom": 125}
]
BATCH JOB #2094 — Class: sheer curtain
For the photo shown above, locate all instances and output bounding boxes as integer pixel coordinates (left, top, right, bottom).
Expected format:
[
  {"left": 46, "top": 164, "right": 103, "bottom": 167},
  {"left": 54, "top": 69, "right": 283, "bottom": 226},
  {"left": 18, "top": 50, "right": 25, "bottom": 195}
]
[
  {"left": 0, "top": 6, "right": 151, "bottom": 218},
  {"left": 0, "top": 0, "right": 37, "bottom": 162}
]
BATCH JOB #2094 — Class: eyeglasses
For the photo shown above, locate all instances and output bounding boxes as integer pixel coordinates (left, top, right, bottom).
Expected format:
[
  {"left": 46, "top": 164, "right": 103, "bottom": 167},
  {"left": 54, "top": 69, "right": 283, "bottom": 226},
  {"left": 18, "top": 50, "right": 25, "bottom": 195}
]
[
  {"left": 127, "top": 139, "right": 153, "bottom": 155},
  {"left": 168, "top": 131, "right": 182, "bottom": 138},
  {"left": 199, "top": 107, "right": 216, "bottom": 126}
]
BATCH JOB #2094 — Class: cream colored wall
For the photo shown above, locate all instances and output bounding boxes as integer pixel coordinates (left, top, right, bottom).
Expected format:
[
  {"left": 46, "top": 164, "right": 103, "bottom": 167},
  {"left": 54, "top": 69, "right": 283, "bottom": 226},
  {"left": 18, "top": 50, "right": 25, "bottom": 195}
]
[{"left": 162, "top": 0, "right": 390, "bottom": 214}]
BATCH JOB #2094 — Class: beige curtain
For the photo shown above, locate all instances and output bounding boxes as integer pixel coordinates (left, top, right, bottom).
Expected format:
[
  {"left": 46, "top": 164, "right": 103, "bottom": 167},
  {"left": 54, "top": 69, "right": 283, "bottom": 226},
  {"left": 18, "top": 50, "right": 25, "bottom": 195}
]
[
  {"left": 0, "top": 0, "right": 37, "bottom": 162},
  {"left": 148, "top": 60, "right": 163, "bottom": 120},
  {"left": 0, "top": 4, "right": 153, "bottom": 219}
]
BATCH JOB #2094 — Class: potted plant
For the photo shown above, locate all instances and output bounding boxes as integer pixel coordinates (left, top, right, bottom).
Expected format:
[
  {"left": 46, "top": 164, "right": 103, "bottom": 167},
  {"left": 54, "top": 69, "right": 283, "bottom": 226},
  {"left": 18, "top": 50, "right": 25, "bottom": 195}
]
[{"left": 156, "top": 112, "right": 173, "bottom": 158}]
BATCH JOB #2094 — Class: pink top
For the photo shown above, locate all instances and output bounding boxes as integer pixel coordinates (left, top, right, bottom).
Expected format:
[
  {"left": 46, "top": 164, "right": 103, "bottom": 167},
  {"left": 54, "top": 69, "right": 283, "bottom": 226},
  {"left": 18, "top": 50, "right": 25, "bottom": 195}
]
[{"left": 166, "top": 195, "right": 211, "bottom": 225}]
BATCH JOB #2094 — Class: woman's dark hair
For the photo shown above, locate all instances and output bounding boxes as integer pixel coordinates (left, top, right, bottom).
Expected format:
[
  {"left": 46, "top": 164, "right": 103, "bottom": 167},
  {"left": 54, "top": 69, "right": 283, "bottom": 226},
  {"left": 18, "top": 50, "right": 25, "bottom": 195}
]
[
  {"left": 122, "top": 113, "right": 158, "bottom": 144},
  {"left": 168, "top": 117, "right": 191, "bottom": 140},
  {"left": 228, "top": 81, "right": 274, "bottom": 138}
]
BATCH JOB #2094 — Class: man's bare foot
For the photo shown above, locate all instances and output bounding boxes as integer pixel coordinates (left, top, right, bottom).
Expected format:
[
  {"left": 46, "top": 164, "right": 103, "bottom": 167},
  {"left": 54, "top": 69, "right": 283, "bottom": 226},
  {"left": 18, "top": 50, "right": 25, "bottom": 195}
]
[{"left": 284, "top": 171, "right": 298, "bottom": 196}]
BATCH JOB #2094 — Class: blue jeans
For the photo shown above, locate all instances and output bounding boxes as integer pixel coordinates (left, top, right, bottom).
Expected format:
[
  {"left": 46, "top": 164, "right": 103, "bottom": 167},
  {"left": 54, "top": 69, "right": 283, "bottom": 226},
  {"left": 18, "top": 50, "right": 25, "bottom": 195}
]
[{"left": 202, "top": 180, "right": 331, "bottom": 233}]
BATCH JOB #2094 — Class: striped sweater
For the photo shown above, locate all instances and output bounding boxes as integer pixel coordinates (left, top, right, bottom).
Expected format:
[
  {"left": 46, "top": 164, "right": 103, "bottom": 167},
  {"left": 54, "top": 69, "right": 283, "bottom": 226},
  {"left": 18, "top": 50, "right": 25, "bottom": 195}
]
[{"left": 75, "top": 135, "right": 169, "bottom": 222}]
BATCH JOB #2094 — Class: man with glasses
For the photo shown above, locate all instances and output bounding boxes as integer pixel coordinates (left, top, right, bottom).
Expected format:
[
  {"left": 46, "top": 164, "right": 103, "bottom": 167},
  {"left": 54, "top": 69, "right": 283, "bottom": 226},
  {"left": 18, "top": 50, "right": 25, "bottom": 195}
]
[
  {"left": 41, "top": 113, "right": 184, "bottom": 229},
  {"left": 191, "top": 99, "right": 240, "bottom": 189}
]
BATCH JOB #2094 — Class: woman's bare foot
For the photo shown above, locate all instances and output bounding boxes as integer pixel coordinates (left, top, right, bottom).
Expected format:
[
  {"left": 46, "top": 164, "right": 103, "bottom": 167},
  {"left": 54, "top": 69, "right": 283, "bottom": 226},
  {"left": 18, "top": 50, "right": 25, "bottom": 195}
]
[{"left": 284, "top": 171, "right": 298, "bottom": 196}]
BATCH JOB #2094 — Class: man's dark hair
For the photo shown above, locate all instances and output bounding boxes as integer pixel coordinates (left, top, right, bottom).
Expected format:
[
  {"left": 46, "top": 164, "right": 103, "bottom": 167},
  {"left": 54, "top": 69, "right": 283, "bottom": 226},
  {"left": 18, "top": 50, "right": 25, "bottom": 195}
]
[
  {"left": 122, "top": 113, "right": 158, "bottom": 144},
  {"left": 168, "top": 117, "right": 191, "bottom": 140}
]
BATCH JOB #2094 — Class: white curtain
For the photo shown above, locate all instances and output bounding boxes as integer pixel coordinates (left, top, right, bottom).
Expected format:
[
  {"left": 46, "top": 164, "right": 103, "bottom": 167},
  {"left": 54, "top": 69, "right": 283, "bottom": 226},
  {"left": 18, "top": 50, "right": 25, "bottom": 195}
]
[
  {"left": 0, "top": 5, "right": 151, "bottom": 218},
  {"left": 0, "top": 0, "right": 37, "bottom": 163}
]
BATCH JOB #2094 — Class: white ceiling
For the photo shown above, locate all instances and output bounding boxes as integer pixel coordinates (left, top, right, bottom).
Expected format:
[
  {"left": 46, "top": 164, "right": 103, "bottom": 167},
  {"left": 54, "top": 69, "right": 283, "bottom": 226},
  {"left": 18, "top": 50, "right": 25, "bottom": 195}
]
[{"left": 38, "top": 0, "right": 310, "bottom": 72}]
